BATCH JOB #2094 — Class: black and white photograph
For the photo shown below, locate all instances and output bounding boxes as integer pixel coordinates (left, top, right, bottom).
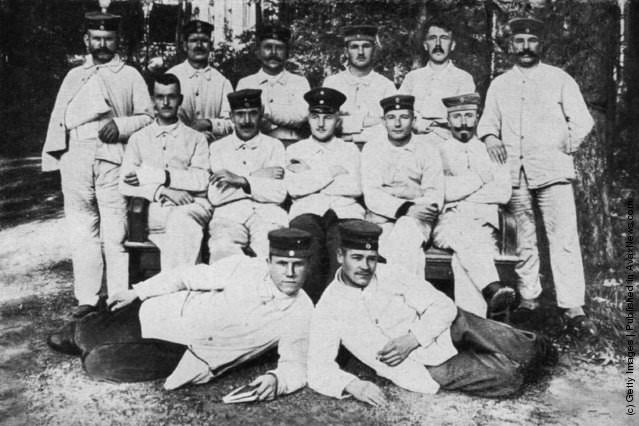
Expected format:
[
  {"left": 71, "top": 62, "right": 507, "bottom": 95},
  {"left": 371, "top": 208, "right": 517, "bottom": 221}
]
[{"left": 0, "top": 0, "right": 636, "bottom": 424}]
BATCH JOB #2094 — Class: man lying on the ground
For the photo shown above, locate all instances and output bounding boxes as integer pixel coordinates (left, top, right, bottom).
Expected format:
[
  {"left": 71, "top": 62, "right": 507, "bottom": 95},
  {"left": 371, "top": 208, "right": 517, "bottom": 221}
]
[
  {"left": 308, "top": 219, "right": 556, "bottom": 406},
  {"left": 47, "top": 228, "right": 314, "bottom": 399}
]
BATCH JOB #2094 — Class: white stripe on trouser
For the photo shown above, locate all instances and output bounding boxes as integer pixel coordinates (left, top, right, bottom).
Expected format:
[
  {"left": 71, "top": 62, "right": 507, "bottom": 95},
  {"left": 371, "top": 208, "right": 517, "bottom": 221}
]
[
  {"left": 379, "top": 215, "right": 432, "bottom": 278},
  {"left": 207, "top": 211, "right": 286, "bottom": 263},
  {"left": 147, "top": 201, "right": 213, "bottom": 270},
  {"left": 508, "top": 172, "right": 585, "bottom": 309},
  {"left": 433, "top": 214, "right": 500, "bottom": 317},
  {"left": 59, "top": 139, "right": 128, "bottom": 306}
]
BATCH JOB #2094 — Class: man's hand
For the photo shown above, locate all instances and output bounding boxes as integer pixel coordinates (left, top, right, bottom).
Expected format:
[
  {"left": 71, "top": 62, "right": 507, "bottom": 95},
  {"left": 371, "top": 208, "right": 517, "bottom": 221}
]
[
  {"left": 191, "top": 118, "right": 212, "bottom": 132},
  {"left": 158, "top": 187, "right": 194, "bottom": 206},
  {"left": 250, "top": 374, "right": 278, "bottom": 401},
  {"left": 123, "top": 170, "right": 140, "bottom": 186},
  {"left": 407, "top": 203, "right": 439, "bottom": 222},
  {"left": 344, "top": 379, "right": 387, "bottom": 407},
  {"left": 107, "top": 289, "right": 139, "bottom": 311},
  {"left": 251, "top": 166, "right": 284, "bottom": 180},
  {"left": 377, "top": 333, "right": 420, "bottom": 367},
  {"left": 484, "top": 135, "right": 507, "bottom": 164},
  {"left": 329, "top": 165, "right": 348, "bottom": 178},
  {"left": 98, "top": 119, "right": 120, "bottom": 144},
  {"left": 209, "top": 169, "right": 248, "bottom": 191},
  {"left": 412, "top": 118, "right": 432, "bottom": 134},
  {"left": 202, "top": 131, "right": 216, "bottom": 144}
]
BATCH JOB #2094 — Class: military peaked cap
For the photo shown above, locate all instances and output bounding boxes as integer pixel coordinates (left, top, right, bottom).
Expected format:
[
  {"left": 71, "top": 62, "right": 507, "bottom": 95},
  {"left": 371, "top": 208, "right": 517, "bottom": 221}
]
[
  {"left": 442, "top": 93, "right": 481, "bottom": 112},
  {"left": 85, "top": 12, "right": 121, "bottom": 31},
  {"left": 269, "top": 228, "right": 313, "bottom": 257},
  {"left": 304, "top": 87, "right": 347, "bottom": 114},
  {"left": 257, "top": 24, "right": 291, "bottom": 43},
  {"left": 509, "top": 17, "right": 544, "bottom": 37},
  {"left": 380, "top": 95, "right": 415, "bottom": 114},
  {"left": 182, "top": 20, "right": 214, "bottom": 37},
  {"left": 227, "top": 89, "right": 262, "bottom": 110},
  {"left": 339, "top": 220, "right": 382, "bottom": 251},
  {"left": 343, "top": 25, "right": 378, "bottom": 43}
]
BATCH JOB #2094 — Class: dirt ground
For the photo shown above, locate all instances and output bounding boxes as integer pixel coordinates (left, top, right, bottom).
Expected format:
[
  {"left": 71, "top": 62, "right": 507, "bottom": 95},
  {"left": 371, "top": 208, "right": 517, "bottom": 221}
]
[{"left": 0, "top": 158, "right": 631, "bottom": 425}]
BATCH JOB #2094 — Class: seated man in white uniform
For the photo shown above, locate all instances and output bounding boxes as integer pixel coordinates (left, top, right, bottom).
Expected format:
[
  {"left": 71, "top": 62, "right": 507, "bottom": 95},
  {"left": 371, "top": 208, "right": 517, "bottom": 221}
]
[
  {"left": 207, "top": 89, "right": 288, "bottom": 261},
  {"left": 286, "top": 87, "right": 364, "bottom": 303},
  {"left": 432, "top": 93, "right": 515, "bottom": 318},
  {"left": 361, "top": 95, "right": 444, "bottom": 276},
  {"left": 120, "top": 73, "right": 212, "bottom": 270},
  {"left": 308, "top": 220, "right": 556, "bottom": 405},
  {"left": 46, "top": 228, "right": 314, "bottom": 399}
]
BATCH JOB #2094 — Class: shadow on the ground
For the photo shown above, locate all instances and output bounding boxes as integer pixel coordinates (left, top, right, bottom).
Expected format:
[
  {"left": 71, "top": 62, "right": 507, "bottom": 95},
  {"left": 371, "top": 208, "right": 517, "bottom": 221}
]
[{"left": 0, "top": 157, "right": 62, "bottom": 230}]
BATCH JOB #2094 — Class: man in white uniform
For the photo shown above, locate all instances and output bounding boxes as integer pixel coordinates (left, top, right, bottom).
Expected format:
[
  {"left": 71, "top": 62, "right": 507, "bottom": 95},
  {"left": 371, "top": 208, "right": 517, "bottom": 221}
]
[
  {"left": 120, "top": 74, "right": 212, "bottom": 270},
  {"left": 323, "top": 25, "right": 396, "bottom": 144},
  {"left": 42, "top": 10, "right": 153, "bottom": 318},
  {"left": 308, "top": 220, "right": 556, "bottom": 405},
  {"left": 286, "top": 87, "right": 364, "bottom": 302},
  {"left": 477, "top": 17, "right": 597, "bottom": 337},
  {"left": 237, "top": 24, "right": 310, "bottom": 145},
  {"left": 207, "top": 89, "right": 287, "bottom": 261},
  {"left": 46, "top": 228, "right": 314, "bottom": 399},
  {"left": 361, "top": 95, "right": 444, "bottom": 276},
  {"left": 168, "top": 20, "right": 234, "bottom": 142},
  {"left": 399, "top": 17, "right": 475, "bottom": 139},
  {"left": 433, "top": 93, "right": 514, "bottom": 318}
]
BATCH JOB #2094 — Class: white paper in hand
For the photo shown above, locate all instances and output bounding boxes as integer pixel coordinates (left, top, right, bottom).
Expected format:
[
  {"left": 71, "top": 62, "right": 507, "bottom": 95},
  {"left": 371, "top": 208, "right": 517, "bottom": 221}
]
[{"left": 222, "top": 383, "right": 260, "bottom": 404}]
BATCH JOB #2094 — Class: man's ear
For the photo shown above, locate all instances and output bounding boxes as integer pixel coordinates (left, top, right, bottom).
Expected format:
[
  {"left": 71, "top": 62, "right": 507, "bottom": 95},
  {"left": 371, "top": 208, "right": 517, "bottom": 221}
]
[
  {"left": 450, "top": 40, "right": 456, "bottom": 52},
  {"left": 336, "top": 248, "right": 345, "bottom": 265},
  {"left": 177, "top": 94, "right": 184, "bottom": 107},
  {"left": 83, "top": 33, "right": 90, "bottom": 50}
]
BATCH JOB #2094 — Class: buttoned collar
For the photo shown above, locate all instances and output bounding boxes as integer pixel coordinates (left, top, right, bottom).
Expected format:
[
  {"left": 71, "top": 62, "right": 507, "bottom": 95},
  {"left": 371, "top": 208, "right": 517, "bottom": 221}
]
[
  {"left": 184, "top": 60, "right": 213, "bottom": 80},
  {"left": 343, "top": 68, "right": 375, "bottom": 87},
  {"left": 311, "top": 136, "right": 340, "bottom": 153},
  {"left": 386, "top": 136, "right": 417, "bottom": 153},
  {"left": 83, "top": 54, "right": 125, "bottom": 73},
  {"left": 152, "top": 119, "right": 182, "bottom": 138},
  {"left": 424, "top": 59, "right": 454, "bottom": 76},
  {"left": 233, "top": 132, "right": 261, "bottom": 151},
  {"left": 256, "top": 68, "right": 288, "bottom": 86},
  {"left": 258, "top": 267, "right": 298, "bottom": 311}
]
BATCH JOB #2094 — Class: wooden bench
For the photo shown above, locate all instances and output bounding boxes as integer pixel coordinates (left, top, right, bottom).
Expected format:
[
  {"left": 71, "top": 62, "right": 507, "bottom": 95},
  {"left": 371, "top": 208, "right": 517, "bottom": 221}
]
[{"left": 124, "top": 197, "right": 519, "bottom": 300}]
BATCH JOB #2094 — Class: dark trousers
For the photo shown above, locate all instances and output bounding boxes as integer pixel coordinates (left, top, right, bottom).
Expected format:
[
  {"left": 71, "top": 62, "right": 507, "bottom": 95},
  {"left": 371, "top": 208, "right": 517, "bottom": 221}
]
[
  {"left": 290, "top": 210, "right": 344, "bottom": 304},
  {"left": 427, "top": 309, "right": 552, "bottom": 398},
  {"left": 75, "top": 301, "right": 186, "bottom": 383}
]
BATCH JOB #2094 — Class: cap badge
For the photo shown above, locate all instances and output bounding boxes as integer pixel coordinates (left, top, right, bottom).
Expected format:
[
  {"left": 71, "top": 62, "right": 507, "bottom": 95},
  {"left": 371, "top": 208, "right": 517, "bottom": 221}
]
[
  {"left": 395, "top": 97, "right": 400, "bottom": 103},
  {"left": 244, "top": 98, "right": 250, "bottom": 107},
  {"left": 365, "top": 243, "right": 371, "bottom": 249},
  {"left": 288, "top": 250, "right": 295, "bottom": 256},
  {"left": 99, "top": 24, "right": 105, "bottom": 30},
  {"left": 196, "top": 23, "right": 202, "bottom": 32},
  {"left": 319, "top": 99, "right": 325, "bottom": 104},
  {"left": 320, "top": 90, "right": 324, "bottom": 95}
]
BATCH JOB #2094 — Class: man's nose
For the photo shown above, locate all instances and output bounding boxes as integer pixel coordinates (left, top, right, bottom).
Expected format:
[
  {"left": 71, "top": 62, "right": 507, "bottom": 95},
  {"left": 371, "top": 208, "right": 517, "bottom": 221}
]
[
  {"left": 318, "top": 116, "right": 325, "bottom": 127},
  {"left": 99, "top": 38, "right": 107, "bottom": 48},
  {"left": 162, "top": 96, "right": 170, "bottom": 107},
  {"left": 286, "top": 263, "right": 295, "bottom": 277},
  {"left": 394, "top": 117, "right": 402, "bottom": 127}
]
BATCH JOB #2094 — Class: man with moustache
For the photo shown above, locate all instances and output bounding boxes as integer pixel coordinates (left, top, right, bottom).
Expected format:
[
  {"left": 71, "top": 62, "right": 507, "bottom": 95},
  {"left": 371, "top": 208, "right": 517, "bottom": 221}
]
[
  {"left": 207, "top": 89, "right": 288, "bottom": 261},
  {"left": 432, "top": 93, "right": 513, "bottom": 318},
  {"left": 399, "top": 18, "right": 475, "bottom": 139},
  {"left": 168, "top": 20, "right": 234, "bottom": 142},
  {"left": 119, "top": 74, "right": 212, "bottom": 270},
  {"left": 361, "top": 95, "right": 444, "bottom": 276},
  {"left": 477, "top": 18, "right": 597, "bottom": 336},
  {"left": 307, "top": 220, "right": 556, "bottom": 405},
  {"left": 46, "top": 228, "right": 314, "bottom": 399},
  {"left": 237, "top": 24, "right": 310, "bottom": 145},
  {"left": 323, "top": 25, "right": 396, "bottom": 144},
  {"left": 285, "top": 87, "right": 364, "bottom": 303},
  {"left": 42, "top": 10, "right": 153, "bottom": 318}
]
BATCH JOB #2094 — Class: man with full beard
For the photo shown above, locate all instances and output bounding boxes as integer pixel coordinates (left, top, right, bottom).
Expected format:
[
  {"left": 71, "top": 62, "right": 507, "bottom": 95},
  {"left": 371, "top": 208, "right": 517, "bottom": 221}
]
[
  {"left": 432, "top": 93, "right": 513, "bottom": 318},
  {"left": 399, "top": 17, "right": 475, "bottom": 139},
  {"left": 42, "top": 9, "right": 153, "bottom": 318},
  {"left": 477, "top": 17, "right": 597, "bottom": 337},
  {"left": 323, "top": 25, "right": 396, "bottom": 144}
]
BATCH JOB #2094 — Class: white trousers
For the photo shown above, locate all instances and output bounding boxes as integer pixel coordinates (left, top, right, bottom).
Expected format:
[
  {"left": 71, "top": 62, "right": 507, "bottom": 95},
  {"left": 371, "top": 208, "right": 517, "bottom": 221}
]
[
  {"left": 433, "top": 213, "right": 500, "bottom": 317},
  {"left": 509, "top": 172, "right": 585, "bottom": 309},
  {"left": 59, "top": 139, "right": 128, "bottom": 306},
  {"left": 147, "top": 200, "right": 213, "bottom": 270},
  {"left": 208, "top": 211, "right": 286, "bottom": 263},
  {"left": 378, "top": 215, "right": 433, "bottom": 278}
]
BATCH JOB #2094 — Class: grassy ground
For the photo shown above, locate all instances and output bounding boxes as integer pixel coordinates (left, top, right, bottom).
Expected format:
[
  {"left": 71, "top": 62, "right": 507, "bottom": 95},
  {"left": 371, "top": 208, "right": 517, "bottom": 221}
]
[{"left": 0, "top": 157, "right": 631, "bottom": 425}]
